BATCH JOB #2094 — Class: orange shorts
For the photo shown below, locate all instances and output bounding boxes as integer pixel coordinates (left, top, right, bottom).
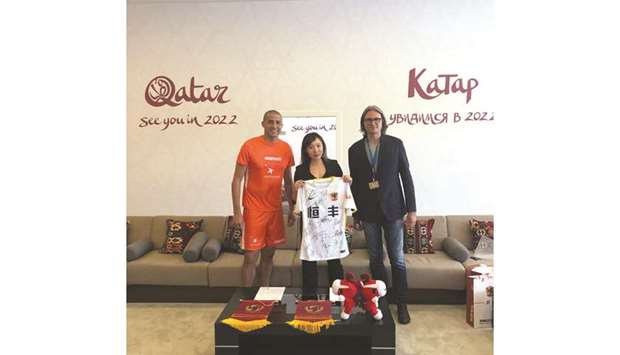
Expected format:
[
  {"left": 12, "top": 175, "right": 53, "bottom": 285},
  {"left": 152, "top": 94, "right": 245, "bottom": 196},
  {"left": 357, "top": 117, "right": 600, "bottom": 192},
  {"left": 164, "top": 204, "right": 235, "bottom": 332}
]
[{"left": 242, "top": 209, "right": 286, "bottom": 251}]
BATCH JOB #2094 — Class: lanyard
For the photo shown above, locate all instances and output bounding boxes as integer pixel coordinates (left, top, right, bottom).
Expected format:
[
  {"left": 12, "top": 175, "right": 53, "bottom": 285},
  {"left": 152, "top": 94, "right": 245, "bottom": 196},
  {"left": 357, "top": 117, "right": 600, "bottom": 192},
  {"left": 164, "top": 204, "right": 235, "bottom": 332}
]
[{"left": 364, "top": 139, "right": 380, "bottom": 179}]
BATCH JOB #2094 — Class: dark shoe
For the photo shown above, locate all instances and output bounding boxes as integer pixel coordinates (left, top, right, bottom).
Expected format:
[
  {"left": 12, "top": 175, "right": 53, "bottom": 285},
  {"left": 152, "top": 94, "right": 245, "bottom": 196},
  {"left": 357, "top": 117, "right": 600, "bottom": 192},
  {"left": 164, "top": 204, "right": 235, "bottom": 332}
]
[{"left": 397, "top": 304, "right": 411, "bottom": 324}]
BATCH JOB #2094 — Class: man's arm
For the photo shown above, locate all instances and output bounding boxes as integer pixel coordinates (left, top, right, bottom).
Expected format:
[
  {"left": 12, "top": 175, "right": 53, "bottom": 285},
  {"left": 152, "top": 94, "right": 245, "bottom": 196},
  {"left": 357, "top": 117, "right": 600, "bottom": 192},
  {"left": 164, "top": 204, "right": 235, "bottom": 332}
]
[
  {"left": 397, "top": 141, "right": 417, "bottom": 227},
  {"left": 348, "top": 146, "right": 363, "bottom": 230},
  {"left": 283, "top": 166, "right": 295, "bottom": 226},
  {"left": 231, "top": 163, "right": 247, "bottom": 226}
]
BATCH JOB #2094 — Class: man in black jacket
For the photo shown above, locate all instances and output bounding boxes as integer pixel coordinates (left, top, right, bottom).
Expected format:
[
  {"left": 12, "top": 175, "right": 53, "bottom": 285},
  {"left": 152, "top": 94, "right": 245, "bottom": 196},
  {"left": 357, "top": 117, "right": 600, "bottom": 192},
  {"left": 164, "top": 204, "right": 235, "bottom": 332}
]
[{"left": 348, "top": 105, "right": 417, "bottom": 324}]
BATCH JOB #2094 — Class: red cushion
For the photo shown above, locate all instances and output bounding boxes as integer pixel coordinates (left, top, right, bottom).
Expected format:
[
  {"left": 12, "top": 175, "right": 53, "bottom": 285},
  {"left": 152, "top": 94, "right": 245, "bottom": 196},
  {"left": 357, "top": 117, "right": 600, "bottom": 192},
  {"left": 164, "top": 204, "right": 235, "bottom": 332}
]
[
  {"left": 469, "top": 218, "right": 494, "bottom": 249},
  {"left": 404, "top": 219, "right": 435, "bottom": 254},
  {"left": 160, "top": 219, "right": 203, "bottom": 254}
]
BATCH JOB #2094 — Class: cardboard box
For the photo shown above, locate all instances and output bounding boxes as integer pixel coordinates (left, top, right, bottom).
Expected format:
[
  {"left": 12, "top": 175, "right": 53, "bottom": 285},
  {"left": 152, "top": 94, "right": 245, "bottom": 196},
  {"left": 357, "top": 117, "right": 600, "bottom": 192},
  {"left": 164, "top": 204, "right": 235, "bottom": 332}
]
[{"left": 466, "top": 264, "right": 494, "bottom": 328}]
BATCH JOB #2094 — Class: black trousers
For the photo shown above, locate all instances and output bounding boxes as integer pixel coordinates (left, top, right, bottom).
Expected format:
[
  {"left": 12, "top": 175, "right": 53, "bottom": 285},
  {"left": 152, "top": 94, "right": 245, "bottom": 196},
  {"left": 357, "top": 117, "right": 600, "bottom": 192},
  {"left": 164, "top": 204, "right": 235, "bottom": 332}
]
[{"left": 302, "top": 259, "right": 344, "bottom": 299}]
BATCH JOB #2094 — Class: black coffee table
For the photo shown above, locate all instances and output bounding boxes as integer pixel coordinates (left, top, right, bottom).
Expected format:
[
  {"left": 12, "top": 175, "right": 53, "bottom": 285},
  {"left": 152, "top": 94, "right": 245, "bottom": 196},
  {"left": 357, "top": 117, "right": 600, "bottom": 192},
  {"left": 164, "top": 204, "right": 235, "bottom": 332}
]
[{"left": 214, "top": 287, "right": 395, "bottom": 355}]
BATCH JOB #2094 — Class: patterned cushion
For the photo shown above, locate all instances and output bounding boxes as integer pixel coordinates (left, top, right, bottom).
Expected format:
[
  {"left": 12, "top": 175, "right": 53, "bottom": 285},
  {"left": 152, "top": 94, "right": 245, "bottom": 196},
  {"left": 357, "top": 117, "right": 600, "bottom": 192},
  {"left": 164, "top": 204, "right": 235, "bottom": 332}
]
[
  {"left": 469, "top": 219, "right": 494, "bottom": 249},
  {"left": 404, "top": 219, "right": 435, "bottom": 254},
  {"left": 223, "top": 216, "right": 244, "bottom": 254},
  {"left": 160, "top": 219, "right": 203, "bottom": 254}
]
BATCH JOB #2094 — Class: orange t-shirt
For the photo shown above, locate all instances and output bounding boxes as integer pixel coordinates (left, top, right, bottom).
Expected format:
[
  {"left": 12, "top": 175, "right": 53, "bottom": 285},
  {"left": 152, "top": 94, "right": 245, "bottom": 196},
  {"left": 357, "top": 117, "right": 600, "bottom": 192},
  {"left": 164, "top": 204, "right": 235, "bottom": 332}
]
[{"left": 236, "top": 136, "right": 294, "bottom": 211}]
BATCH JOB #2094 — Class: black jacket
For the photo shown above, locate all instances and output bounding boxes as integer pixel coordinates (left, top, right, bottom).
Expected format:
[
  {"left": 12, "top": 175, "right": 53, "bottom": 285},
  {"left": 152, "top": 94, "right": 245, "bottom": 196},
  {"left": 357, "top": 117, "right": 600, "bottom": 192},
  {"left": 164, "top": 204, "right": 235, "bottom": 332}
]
[{"left": 348, "top": 135, "right": 416, "bottom": 222}]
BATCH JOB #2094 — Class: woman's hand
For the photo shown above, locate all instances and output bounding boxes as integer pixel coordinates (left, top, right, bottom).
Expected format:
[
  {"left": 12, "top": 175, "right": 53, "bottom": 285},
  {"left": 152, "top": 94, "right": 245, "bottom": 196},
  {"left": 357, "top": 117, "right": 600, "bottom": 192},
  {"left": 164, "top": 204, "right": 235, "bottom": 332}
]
[
  {"left": 294, "top": 180, "right": 305, "bottom": 190},
  {"left": 342, "top": 175, "right": 352, "bottom": 183}
]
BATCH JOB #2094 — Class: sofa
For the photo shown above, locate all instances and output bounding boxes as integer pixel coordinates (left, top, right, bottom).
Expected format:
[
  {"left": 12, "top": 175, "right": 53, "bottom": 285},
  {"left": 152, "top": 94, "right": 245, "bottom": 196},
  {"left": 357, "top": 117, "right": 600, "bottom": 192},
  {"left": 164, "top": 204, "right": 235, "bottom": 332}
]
[{"left": 127, "top": 214, "right": 493, "bottom": 304}]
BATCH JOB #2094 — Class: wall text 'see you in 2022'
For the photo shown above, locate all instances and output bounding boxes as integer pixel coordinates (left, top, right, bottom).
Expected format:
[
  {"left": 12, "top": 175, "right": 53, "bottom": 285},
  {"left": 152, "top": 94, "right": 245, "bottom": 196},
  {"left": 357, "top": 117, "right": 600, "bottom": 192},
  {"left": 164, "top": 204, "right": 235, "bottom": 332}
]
[{"left": 138, "top": 114, "right": 238, "bottom": 131}]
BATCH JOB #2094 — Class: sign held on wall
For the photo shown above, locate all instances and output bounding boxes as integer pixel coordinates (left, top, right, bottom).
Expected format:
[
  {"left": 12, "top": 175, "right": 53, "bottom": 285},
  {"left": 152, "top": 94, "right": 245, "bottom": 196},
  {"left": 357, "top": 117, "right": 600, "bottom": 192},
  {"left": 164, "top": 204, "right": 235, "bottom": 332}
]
[{"left": 280, "top": 115, "right": 338, "bottom": 176}]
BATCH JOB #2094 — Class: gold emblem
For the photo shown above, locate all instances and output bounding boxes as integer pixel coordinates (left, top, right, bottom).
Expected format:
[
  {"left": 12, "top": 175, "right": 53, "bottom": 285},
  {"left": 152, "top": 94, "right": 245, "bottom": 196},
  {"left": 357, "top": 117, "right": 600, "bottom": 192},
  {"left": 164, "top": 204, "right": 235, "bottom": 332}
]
[
  {"left": 305, "top": 304, "right": 324, "bottom": 313},
  {"left": 245, "top": 304, "right": 264, "bottom": 313}
]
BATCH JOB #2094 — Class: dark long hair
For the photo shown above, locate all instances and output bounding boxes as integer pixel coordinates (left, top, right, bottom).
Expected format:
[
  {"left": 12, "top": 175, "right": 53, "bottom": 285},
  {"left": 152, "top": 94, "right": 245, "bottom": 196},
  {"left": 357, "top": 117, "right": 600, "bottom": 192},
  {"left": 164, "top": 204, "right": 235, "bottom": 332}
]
[
  {"left": 359, "top": 105, "right": 388, "bottom": 136},
  {"left": 300, "top": 132, "right": 327, "bottom": 165}
]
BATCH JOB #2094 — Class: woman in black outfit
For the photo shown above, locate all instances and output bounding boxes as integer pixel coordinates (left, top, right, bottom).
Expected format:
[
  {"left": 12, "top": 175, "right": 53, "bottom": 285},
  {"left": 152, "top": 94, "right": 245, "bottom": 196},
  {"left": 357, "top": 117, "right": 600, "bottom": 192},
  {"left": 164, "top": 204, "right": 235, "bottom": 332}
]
[{"left": 293, "top": 132, "right": 352, "bottom": 300}]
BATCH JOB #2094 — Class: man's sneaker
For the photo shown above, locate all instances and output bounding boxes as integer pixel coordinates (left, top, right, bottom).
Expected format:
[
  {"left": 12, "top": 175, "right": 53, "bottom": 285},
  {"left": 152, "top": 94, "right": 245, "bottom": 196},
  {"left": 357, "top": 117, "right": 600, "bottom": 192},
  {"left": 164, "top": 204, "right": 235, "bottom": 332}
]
[{"left": 397, "top": 303, "right": 411, "bottom": 324}]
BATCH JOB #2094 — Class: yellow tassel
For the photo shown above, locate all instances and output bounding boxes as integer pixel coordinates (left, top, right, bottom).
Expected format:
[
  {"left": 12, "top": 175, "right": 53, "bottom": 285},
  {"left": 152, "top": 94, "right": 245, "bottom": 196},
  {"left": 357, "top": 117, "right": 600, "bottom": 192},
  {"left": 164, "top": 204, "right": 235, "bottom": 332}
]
[
  {"left": 221, "top": 318, "right": 271, "bottom": 332},
  {"left": 286, "top": 319, "right": 336, "bottom": 334}
]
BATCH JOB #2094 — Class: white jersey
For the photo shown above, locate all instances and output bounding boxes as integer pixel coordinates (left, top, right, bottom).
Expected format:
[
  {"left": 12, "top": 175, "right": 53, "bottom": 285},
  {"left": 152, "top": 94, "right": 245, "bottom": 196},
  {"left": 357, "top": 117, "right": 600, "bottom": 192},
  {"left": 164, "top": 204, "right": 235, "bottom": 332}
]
[{"left": 294, "top": 177, "right": 356, "bottom": 261}]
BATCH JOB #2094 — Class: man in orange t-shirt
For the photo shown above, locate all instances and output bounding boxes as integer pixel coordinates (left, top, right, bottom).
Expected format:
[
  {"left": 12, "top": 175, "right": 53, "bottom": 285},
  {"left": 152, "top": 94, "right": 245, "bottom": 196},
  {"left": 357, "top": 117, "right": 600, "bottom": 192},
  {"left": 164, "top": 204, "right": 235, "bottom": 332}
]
[{"left": 231, "top": 110, "right": 296, "bottom": 287}]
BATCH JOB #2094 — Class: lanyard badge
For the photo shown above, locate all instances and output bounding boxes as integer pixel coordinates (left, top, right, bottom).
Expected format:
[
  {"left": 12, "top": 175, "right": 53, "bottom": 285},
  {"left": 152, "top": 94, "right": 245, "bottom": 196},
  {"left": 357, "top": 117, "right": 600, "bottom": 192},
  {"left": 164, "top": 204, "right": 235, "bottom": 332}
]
[{"left": 365, "top": 139, "right": 380, "bottom": 190}]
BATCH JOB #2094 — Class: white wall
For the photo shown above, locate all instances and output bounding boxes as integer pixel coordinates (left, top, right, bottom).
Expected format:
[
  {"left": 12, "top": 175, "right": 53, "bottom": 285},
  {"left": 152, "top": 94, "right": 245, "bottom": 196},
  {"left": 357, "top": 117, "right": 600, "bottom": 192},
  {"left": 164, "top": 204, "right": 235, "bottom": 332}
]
[{"left": 128, "top": 0, "right": 496, "bottom": 215}]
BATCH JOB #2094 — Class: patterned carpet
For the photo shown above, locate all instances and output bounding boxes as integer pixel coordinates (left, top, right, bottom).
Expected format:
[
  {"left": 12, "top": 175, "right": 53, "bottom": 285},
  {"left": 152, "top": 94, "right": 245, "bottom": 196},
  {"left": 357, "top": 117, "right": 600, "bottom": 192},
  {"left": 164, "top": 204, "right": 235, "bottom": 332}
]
[{"left": 127, "top": 303, "right": 493, "bottom": 355}]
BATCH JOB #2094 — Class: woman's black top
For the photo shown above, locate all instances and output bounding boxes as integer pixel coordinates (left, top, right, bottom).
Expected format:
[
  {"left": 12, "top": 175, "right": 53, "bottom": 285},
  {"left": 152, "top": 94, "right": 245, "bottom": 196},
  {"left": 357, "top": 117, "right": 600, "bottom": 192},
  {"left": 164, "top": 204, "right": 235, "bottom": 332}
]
[{"left": 294, "top": 158, "right": 343, "bottom": 181}]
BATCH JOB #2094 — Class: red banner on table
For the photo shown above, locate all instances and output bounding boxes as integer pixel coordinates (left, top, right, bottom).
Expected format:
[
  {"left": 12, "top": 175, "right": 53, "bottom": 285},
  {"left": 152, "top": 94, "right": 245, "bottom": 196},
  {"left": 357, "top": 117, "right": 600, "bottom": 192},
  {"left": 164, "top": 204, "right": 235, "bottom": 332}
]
[
  {"left": 287, "top": 300, "right": 335, "bottom": 334},
  {"left": 221, "top": 300, "right": 276, "bottom": 332}
]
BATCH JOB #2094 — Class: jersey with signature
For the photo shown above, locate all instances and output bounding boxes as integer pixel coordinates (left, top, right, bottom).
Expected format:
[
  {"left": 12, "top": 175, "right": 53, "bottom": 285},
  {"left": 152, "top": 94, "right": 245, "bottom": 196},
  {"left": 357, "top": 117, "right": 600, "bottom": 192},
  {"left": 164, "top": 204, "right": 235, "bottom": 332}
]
[{"left": 295, "top": 177, "right": 356, "bottom": 261}]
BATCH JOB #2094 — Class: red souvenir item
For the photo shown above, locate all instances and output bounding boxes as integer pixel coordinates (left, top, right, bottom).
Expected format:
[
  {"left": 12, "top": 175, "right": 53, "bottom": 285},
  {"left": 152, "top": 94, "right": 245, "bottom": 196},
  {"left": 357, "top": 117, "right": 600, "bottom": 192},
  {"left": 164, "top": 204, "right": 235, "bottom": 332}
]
[
  {"left": 331, "top": 272, "right": 359, "bottom": 320},
  {"left": 221, "top": 300, "right": 276, "bottom": 332},
  {"left": 359, "top": 273, "right": 387, "bottom": 320},
  {"left": 287, "top": 300, "right": 335, "bottom": 334}
]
